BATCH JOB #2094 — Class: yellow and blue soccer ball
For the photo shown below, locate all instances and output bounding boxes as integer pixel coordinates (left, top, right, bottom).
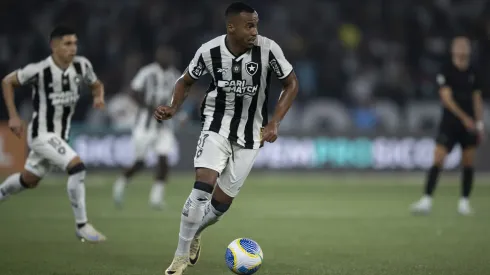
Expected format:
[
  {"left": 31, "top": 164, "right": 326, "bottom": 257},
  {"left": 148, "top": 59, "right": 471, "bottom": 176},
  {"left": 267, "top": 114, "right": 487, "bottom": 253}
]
[{"left": 225, "top": 238, "right": 264, "bottom": 274}]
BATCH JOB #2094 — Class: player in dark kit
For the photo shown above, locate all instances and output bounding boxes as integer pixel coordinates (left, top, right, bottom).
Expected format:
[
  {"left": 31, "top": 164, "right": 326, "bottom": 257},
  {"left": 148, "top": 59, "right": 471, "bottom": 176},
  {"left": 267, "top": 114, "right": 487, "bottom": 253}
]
[{"left": 411, "top": 36, "right": 485, "bottom": 216}]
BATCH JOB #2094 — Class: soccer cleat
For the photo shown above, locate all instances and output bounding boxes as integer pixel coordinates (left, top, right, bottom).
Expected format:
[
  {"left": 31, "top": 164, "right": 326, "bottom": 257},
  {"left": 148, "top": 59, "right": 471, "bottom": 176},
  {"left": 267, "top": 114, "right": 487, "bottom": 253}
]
[
  {"left": 410, "top": 197, "right": 432, "bottom": 215},
  {"left": 458, "top": 199, "right": 473, "bottom": 216},
  {"left": 165, "top": 255, "right": 189, "bottom": 275},
  {"left": 189, "top": 235, "right": 201, "bottom": 266},
  {"left": 76, "top": 223, "right": 107, "bottom": 243}
]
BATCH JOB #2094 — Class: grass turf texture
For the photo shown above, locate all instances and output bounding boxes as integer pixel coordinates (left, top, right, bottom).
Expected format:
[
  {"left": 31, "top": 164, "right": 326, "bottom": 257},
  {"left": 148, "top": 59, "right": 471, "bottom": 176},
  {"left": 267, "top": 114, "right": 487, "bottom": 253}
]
[{"left": 0, "top": 172, "right": 489, "bottom": 275}]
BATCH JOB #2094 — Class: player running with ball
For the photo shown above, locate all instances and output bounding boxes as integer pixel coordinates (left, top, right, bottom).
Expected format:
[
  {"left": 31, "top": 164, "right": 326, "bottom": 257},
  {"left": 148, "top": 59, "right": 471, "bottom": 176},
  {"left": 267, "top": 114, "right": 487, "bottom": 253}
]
[{"left": 154, "top": 2, "right": 299, "bottom": 274}]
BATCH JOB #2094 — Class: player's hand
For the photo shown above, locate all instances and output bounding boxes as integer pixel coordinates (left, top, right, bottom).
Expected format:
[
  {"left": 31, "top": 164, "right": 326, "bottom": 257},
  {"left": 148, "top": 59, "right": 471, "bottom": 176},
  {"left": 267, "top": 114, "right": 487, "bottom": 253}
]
[
  {"left": 8, "top": 116, "right": 24, "bottom": 138},
  {"left": 93, "top": 96, "right": 105, "bottom": 109},
  {"left": 462, "top": 117, "right": 475, "bottom": 131},
  {"left": 154, "top": 105, "right": 176, "bottom": 121},
  {"left": 261, "top": 121, "right": 279, "bottom": 143}
]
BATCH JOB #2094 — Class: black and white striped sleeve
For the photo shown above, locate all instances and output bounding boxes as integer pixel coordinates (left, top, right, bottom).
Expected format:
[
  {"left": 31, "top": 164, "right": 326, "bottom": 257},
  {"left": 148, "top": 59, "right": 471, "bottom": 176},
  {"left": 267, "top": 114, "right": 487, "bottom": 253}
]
[
  {"left": 268, "top": 40, "right": 293, "bottom": 80},
  {"left": 130, "top": 67, "right": 148, "bottom": 92},
  {"left": 82, "top": 58, "right": 98, "bottom": 85},
  {"left": 16, "top": 63, "right": 40, "bottom": 85},
  {"left": 187, "top": 46, "right": 208, "bottom": 80}
]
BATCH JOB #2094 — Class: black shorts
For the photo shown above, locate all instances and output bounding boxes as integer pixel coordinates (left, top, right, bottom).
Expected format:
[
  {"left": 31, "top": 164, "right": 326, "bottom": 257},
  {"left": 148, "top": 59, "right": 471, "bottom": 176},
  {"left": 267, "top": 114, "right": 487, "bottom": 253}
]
[{"left": 435, "top": 124, "right": 478, "bottom": 151}]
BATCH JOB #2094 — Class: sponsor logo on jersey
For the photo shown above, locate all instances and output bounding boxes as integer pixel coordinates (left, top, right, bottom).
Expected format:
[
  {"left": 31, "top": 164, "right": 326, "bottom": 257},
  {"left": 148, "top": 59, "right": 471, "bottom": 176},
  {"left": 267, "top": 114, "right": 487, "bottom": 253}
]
[
  {"left": 217, "top": 80, "right": 259, "bottom": 97},
  {"left": 269, "top": 59, "right": 283, "bottom": 77},
  {"left": 49, "top": 92, "right": 80, "bottom": 106}
]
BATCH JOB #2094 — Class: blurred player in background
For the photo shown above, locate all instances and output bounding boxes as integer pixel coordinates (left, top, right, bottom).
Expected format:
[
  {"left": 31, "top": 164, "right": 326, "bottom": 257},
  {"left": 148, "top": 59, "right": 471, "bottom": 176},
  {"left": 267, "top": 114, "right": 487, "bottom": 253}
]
[
  {"left": 154, "top": 2, "right": 299, "bottom": 274},
  {"left": 411, "top": 36, "right": 485, "bottom": 216},
  {"left": 113, "top": 45, "right": 181, "bottom": 209},
  {"left": 0, "top": 26, "right": 106, "bottom": 242}
]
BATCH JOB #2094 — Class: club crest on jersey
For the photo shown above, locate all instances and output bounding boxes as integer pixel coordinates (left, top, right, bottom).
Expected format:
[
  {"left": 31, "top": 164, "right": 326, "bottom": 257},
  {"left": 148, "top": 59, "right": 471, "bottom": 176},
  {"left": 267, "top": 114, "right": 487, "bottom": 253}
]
[
  {"left": 74, "top": 75, "right": 82, "bottom": 86},
  {"left": 245, "top": 61, "right": 258, "bottom": 76}
]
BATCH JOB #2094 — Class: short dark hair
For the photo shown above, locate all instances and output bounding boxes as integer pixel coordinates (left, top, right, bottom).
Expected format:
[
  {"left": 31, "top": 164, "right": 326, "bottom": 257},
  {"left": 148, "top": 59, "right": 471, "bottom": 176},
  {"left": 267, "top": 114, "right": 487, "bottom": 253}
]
[
  {"left": 225, "top": 2, "right": 255, "bottom": 18},
  {"left": 50, "top": 26, "right": 76, "bottom": 41}
]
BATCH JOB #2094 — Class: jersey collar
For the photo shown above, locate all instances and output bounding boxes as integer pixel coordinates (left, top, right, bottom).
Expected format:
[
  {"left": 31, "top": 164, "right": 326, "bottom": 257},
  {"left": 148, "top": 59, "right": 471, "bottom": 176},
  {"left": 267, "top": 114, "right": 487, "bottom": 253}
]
[{"left": 222, "top": 35, "right": 251, "bottom": 61}]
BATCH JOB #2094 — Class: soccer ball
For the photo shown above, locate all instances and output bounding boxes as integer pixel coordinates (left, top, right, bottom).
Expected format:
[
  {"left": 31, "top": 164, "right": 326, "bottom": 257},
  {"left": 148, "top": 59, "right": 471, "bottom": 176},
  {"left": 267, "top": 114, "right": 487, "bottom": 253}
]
[{"left": 225, "top": 238, "right": 264, "bottom": 274}]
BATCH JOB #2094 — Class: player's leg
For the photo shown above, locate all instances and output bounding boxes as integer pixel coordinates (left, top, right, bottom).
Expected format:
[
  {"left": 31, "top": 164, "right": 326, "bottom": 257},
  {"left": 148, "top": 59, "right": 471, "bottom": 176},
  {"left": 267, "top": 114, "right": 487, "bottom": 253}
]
[
  {"left": 411, "top": 133, "right": 453, "bottom": 214},
  {"left": 166, "top": 131, "right": 230, "bottom": 275},
  {"left": 0, "top": 151, "right": 47, "bottom": 201},
  {"left": 149, "top": 129, "right": 175, "bottom": 208},
  {"left": 113, "top": 129, "right": 151, "bottom": 206},
  {"left": 149, "top": 155, "right": 168, "bottom": 208},
  {"left": 37, "top": 134, "right": 106, "bottom": 242},
  {"left": 189, "top": 144, "right": 259, "bottom": 266},
  {"left": 458, "top": 131, "right": 478, "bottom": 215}
]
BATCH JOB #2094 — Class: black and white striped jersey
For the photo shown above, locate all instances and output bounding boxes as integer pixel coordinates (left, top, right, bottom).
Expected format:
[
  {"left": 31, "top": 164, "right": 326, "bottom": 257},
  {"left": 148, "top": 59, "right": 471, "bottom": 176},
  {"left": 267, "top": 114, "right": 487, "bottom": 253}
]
[
  {"left": 131, "top": 63, "right": 181, "bottom": 131},
  {"left": 16, "top": 55, "right": 97, "bottom": 141},
  {"left": 188, "top": 35, "right": 293, "bottom": 149}
]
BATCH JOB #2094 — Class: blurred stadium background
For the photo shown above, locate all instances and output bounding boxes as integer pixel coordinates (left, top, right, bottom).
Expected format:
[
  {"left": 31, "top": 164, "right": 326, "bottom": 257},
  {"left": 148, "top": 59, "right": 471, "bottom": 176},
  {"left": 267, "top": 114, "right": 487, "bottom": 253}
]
[{"left": 1, "top": 0, "right": 490, "bottom": 274}]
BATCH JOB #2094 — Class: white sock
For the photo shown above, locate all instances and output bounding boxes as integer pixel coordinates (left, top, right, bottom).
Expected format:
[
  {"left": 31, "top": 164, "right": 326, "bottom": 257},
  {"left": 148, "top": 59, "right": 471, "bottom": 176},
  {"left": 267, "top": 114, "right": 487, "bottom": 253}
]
[
  {"left": 119, "top": 176, "right": 128, "bottom": 185},
  {"left": 0, "top": 173, "right": 27, "bottom": 201},
  {"left": 113, "top": 176, "right": 128, "bottom": 198},
  {"left": 195, "top": 202, "right": 224, "bottom": 237},
  {"left": 67, "top": 170, "right": 88, "bottom": 224},
  {"left": 149, "top": 181, "right": 164, "bottom": 204},
  {"left": 175, "top": 188, "right": 212, "bottom": 256}
]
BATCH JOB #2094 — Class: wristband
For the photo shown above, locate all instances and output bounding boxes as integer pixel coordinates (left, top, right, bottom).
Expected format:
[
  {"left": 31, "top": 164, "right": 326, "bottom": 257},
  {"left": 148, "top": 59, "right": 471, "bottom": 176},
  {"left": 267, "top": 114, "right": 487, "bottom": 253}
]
[{"left": 476, "top": 121, "right": 484, "bottom": 131}]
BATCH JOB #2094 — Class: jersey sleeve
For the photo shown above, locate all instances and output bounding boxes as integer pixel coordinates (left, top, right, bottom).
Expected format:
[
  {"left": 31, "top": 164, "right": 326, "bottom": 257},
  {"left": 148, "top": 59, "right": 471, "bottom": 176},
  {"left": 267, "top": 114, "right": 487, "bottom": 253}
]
[
  {"left": 82, "top": 58, "right": 98, "bottom": 85},
  {"left": 130, "top": 67, "right": 147, "bottom": 92},
  {"left": 16, "top": 63, "right": 40, "bottom": 85},
  {"left": 269, "top": 40, "right": 293, "bottom": 80},
  {"left": 436, "top": 65, "right": 452, "bottom": 88},
  {"left": 187, "top": 46, "right": 208, "bottom": 80}
]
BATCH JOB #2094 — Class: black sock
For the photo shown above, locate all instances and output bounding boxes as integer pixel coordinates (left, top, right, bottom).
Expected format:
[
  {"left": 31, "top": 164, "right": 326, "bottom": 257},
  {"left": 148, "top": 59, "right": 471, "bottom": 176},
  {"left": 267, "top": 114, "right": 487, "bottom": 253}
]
[
  {"left": 462, "top": 166, "right": 474, "bottom": 198},
  {"left": 77, "top": 223, "right": 86, "bottom": 229},
  {"left": 424, "top": 166, "right": 441, "bottom": 196}
]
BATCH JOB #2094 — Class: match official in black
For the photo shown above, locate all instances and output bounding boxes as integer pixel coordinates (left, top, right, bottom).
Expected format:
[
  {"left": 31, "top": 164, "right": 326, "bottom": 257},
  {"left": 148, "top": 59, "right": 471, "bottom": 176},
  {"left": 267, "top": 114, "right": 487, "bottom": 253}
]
[{"left": 411, "top": 36, "right": 485, "bottom": 216}]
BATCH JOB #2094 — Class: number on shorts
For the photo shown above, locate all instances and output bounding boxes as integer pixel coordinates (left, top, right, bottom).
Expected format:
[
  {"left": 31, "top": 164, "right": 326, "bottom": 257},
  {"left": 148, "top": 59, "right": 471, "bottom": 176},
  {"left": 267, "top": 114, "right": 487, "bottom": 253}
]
[
  {"left": 48, "top": 137, "right": 66, "bottom": 155},
  {"left": 195, "top": 134, "right": 209, "bottom": 159}
]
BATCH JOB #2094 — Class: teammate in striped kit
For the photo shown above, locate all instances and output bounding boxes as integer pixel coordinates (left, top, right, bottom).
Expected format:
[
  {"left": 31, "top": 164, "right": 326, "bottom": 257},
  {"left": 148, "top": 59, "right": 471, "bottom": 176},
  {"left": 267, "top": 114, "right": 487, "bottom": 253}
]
[
  {"left": 113, "top": 45, "right": 181, "bottom": 209},
  {"left": 0, "top": 26, "right": 106, "bottom": 242},
  {"left": 154, "top": 3, "right": 299, "bottom": 274}
]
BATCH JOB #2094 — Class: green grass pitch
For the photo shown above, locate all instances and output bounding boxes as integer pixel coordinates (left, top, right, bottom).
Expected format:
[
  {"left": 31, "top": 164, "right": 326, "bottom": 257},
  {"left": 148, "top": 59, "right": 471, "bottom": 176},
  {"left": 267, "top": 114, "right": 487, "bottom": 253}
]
[{"left": 1, "top": 171, "right": 490, "bottom": 275}]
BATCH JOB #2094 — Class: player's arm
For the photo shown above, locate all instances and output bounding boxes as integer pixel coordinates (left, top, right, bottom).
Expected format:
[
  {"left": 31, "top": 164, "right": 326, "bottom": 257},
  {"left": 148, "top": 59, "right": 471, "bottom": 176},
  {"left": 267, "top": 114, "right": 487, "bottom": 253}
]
[
  {"left": 2, "top": 63, "right": 38, "bottom": 137},
  {"left": 83, "top": 58, "right": 105, "bottom": 109},
  {"left": 473, "top": 90, "right": 484, "bottom": 130},
  {"left": 129, "top": 67, "right": 151, "bottom": 109},
  {"left": 262, "top": 41, "right": 299, "bottom": 143},
  {"left": 436, "top": 72, "right": 474, "bottom": 129},
  {"left": 170, "top": 72, "right": 196, "bottom": 112},
  {"left": 154, "top": 72, "right": 196, "bottom": 121},
  {"left": 89, "top": 79, "right": 105, "bottom": 109},
  {"left": 1, "top": 71, "right": 22, "bottom": 120},
  {"left": 439, "top": 86, "right": 472, "bottom": 120},
  {"left": 270, "top": 71, "right": 298, "bottom": 125}
]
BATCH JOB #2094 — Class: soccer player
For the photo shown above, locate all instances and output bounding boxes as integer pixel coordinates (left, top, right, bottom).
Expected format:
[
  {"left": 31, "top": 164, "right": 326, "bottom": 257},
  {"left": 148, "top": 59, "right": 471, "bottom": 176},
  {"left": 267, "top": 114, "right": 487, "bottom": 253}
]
[
  {"left": 112, "top": 45, "right": 181, "bottom": 209},
  {"left": 0, "top": 26, "right": 107, "bottom": 242},
  {"left": 154, "top": 2, "right": 299, "bottom": 274},
  {"left": 411, "top": 36, "right": 485, "bottom": 216}
]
